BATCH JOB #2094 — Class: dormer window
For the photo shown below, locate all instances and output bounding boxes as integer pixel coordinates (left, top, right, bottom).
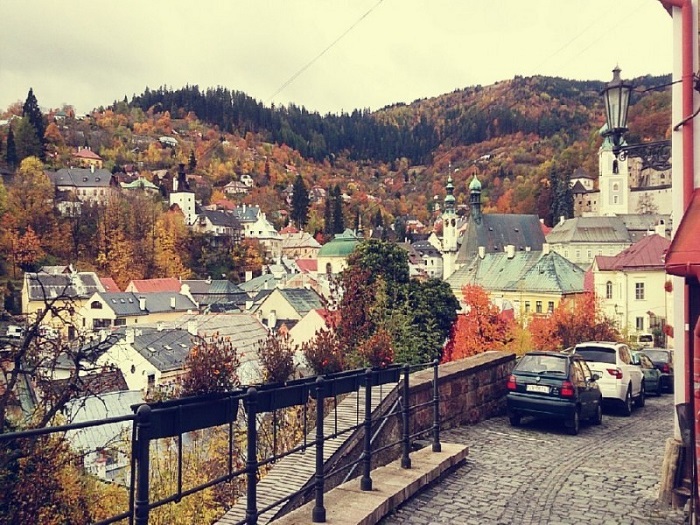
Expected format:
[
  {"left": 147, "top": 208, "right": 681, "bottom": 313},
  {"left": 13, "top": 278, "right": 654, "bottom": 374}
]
[{"left": 91, "top": 300, "right": 102, "bottom": 309}]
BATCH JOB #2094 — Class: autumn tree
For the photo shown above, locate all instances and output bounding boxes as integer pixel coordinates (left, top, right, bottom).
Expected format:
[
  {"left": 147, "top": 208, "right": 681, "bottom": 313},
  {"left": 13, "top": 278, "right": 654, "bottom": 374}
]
[
  {"left": 6, "top": 156, "right": 55, "bottom": 236},
  {"left": 154, "top": 210, "right": 192, "bottom": 279},
  {"left": 180, "top": 335, "right": 241, "bottom": 396},
  {"left": 290, "top": 174, "right": 310, "bottom": 228},
  {"left": 442, "top": 284, "right": 514, "bottom": 362},
  {"left": 528, "top": 292, "right": 620, "bottom": 351},
  {"left": 258, "top": 331, "right": 297, "bottom": 384}
]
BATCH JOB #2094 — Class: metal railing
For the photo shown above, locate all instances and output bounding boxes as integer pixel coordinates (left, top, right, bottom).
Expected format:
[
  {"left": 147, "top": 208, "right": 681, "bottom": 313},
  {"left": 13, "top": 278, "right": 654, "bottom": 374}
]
[{"left": 0, "top": 360, "right": 443, "bottom": 525}]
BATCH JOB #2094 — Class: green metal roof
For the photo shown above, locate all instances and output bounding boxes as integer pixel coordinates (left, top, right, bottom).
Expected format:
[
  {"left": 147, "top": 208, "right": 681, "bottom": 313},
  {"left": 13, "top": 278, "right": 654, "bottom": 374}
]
[{"left": 317, "top": 230, "right": 361, "bottom": 257}]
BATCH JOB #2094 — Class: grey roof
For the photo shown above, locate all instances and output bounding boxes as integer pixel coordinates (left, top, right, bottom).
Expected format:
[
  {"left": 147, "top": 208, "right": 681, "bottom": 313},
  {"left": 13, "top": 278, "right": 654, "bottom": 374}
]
[
  {"left": 65, "top": 390, "right": 143, "bottom": 453},
  {"left": 231, "top": 205, "right": 261, "bottom": 223},
  {"left": 128, "top": 327, "right": 194, "bottom": 371},
  {"left": 546, "top": 216, "right": 632, "bottom": 244},
  {"left": 198, "top": 209, "right": 242, "bottom": 228},
  {"left": 411, "top": 240, "right": 442, "bottom": 258},
  {"left": 571, "top": 181, "right": 590, "bottom": 194},
  {"left": 51, "top": 168, "right": 115, "bottom": 188},
  {"left": 447, "top": 250, "right": 585, "bottom": 295},
  {"left": 97, "top": 292, "right": 197, "bottom": 316},
  {"left": 239, "top": 274, "right": 279, "bottom": 295},
  {"left": 456, "top": 214, "right": 545, "bottom": 263},
  {"left": 278, "top": 288, "right": 324, "bottom": 317},
  {"left": 181, "top": 279, "right": 247, "bottom": 307},
  {"left": 24, "top": 271, "right": 104, "bottom": 301}
]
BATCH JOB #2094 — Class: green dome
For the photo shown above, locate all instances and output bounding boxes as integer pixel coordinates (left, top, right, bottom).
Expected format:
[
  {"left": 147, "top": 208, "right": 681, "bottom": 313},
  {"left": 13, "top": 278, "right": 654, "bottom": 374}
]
[
  {"left": 469, "top": 174, "right": 482, "bottom": 191},
  {"left": 318, "top": 230, "right": 361, "bottom": 257}
]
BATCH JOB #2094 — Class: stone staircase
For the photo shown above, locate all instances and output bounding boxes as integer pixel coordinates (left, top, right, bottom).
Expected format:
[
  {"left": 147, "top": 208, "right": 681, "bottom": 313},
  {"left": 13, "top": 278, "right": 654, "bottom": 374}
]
[{"left": 215, "top": 382, "right": 398, "bottom": 525}]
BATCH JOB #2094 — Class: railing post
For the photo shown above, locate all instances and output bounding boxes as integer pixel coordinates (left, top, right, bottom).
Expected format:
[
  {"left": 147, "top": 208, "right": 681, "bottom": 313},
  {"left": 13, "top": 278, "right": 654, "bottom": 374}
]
[
  {"left": 361, "top": 368, "right": 373, "bottom": 491},
  {"left": 245, "top": 387, "right": 258, "bottom": 525},
  {"left": 134, "top": 404, "right": 152, "bottom": 525},
  {"left": 432, "top": 359, "right": 441, "bottom": 452},
  {"left": 401, "top": 364, "right": 411, "bottom": 469},
  {"left": 312, "top": 376, "right": 326, "bottom": 523}
]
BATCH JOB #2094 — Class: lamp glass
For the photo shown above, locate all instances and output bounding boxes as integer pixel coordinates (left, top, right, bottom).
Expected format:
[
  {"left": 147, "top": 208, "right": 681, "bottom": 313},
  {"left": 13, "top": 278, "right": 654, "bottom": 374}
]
[{"left": 602, "top": 66, "right": 632, "bottom": 134}]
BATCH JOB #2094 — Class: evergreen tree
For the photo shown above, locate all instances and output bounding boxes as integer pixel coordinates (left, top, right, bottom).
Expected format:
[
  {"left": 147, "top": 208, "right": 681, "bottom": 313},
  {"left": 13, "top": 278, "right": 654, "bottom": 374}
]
[
  {"left": 332, "top": 184, "right": 344, "bottom": 234},
  {"left": 5, "top": 127, "right": 17, "bottom": 166},
  {"left": 290, "top": 174, "right": 310, "bottom": 228},
  {"left": 22, "top": 88, "right": 45, "bottom": 159},
  {"left": 323, "top": 187, "right": 333, "bottom": 235}
]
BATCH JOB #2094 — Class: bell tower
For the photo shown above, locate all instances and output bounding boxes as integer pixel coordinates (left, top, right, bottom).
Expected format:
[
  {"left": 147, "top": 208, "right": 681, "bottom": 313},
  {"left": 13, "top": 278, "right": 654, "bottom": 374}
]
[{"left": 442, "top": 175, "right": 458, "bottom": 279}]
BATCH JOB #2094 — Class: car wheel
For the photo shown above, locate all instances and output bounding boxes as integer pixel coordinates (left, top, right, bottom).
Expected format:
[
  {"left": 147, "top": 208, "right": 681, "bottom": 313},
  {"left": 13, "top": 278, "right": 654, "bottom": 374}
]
[
  {"left": 567, "top": 408, "right": 580, "bottom": 435},
  {"left": 508, "top": 413, "right": 521, "bottom": 427},
  {"left": 655, "top": 381, "right": 662, "bottom": 396},
  {"left": 592, "top": 401, "right": 603, "bottom": 425},
  {"left": 622, "top": 386, "right": 633, "bottom": 417},
  {"left": 635, "top": 382, "right": 645, "bottom": 408}
]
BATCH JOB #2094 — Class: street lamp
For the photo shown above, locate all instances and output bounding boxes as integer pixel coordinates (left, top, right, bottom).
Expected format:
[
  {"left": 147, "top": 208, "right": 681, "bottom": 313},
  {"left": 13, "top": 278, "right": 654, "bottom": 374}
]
[{"left": 600, "top": 66, "right": 672, "bottom": 171}]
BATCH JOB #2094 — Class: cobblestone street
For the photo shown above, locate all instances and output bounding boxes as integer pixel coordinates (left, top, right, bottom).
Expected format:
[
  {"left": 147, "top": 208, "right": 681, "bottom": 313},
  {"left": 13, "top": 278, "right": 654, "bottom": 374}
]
[{"left": 380, "top": 393, "right": 688, "bottom": 525}]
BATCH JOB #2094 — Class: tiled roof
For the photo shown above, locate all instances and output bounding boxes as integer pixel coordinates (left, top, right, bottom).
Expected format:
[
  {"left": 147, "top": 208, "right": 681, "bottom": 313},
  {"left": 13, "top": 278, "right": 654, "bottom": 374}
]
[
  {"left": 127, "top": 327, "right": 194, "bottom": 372},
  {"left": 598, "top": 234, "right": 670, "bottom": 271},
  {"left": 126, "top": 278, "right": 181, "bottom": 293},
  {"left": 24, "top": 271, "right": 104, "bottom": 301},
  {"left": 51, "top": 168, "right": 114, "bottom": 188},
  {"left": 546, "top": 216, "right": 631, "bottom": 244},
  {"left": 456, "top": 214, "right": 545, "bottom": 263},
  {"left": 100, "top": 277, "right": 121, "bottom": 292},
  {"left": 296, "top": 259, "right": 318, "bottom": 273},
  {"left": 72, "top": 148, "right": 102, "bottom": 160},
  {"left": 281, "top": 231, "right": 321, "bottom": 249},
  {"left": 278, "top": 288, "right": 324, "bottom": 317}
]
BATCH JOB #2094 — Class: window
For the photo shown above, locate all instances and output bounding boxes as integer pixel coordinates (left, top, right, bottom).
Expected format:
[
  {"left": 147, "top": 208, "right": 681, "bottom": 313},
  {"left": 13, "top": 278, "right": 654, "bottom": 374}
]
[
  {"left": 114, "top": 318, "right": 126, "bottom": 326},
  {"left": 587, "top": 250, "right": 592, "bottom": 259},
  {"left": 575, "top": 250, "right": 581, "bottom": 259},
  {"left": 548, "top": 301, "right": 554, "bottom": 314},
  {"left": 636, "top": 317, "right": 644, "bottom": 331},
  {"left": 613, "top": 160, "right": 619, "bottom": 174},
  {"left": 91, "top": 300, "right": 102, "bottom": 309},
  {"left": 524, "top": 302, "right": 530, "bottom": 313},
  {"left": 605, "top": 281, "right": 613, "bottom": 299},
  {"left": 613, "top": 183, "right": 619, "bottom": 191},
  {"left": 536, "top": 301, "right": 542, "bottom": 313},
  {"left": 613, "top": 195, "right": 619, "bottom": 204},
  {"left": 635, "top": 282, "right": 645, "bottom": 300},
  {"left": 147, "top": 374, "right": 155, "bottom": 387}
]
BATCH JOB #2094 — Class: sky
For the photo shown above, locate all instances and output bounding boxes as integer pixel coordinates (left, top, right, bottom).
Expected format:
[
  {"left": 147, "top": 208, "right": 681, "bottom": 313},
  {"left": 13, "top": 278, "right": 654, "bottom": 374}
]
[{"left": 0, "top": 1, "right": 673, "bottom": 117}]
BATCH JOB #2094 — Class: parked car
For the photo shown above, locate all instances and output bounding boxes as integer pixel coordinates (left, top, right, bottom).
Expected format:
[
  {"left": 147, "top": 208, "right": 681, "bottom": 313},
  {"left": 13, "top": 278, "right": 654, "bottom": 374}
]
[
  {"left": 631, "top": 351, "right": 662, "bottom": 396},
  {"left": 506, "top": 351, "right": 603, "bottom": 435},
  {"left": 637, "top": 333, "right": 654, "bottom": 349},
  {"left": 641, "top": 348, "right": 674, "bottom": 393},
  {"left": 571, "top": 341, "right": 644, "bottom": 416}
]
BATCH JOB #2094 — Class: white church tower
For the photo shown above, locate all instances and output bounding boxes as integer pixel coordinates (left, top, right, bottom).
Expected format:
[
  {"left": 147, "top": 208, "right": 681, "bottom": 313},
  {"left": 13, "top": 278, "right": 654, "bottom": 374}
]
[
  {"left": 442, "top": 175, "right": 458, "bottom": 280},
  {"left": 169, "top": 163, "right": 196, "bottom": 225},
  {"left": 598, "top": 131, "right": 631, "bottom": 216}
]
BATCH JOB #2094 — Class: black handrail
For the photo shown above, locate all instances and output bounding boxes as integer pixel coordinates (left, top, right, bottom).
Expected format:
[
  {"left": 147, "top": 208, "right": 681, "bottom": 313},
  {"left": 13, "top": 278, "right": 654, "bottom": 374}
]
[{"left": 1, "top": 361, "right": 442, "bottom": 524}]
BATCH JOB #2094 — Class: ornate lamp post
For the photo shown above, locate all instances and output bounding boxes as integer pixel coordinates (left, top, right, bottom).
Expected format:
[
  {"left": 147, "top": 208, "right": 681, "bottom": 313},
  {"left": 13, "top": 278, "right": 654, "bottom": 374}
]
[{"left": 600, "top": 66, "right": 672, "bottom": 171}]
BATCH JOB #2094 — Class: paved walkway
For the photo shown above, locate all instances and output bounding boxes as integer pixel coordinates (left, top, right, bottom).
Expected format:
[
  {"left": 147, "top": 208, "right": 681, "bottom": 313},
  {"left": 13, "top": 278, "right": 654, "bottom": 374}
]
[{"left": 379, "top": 393, "right": 688, "bottom": 525}]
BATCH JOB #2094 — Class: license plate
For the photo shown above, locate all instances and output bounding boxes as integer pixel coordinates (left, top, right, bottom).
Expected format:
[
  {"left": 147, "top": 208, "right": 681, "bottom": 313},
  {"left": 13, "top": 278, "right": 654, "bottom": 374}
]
[{"left": 526, "top": 384, "right": 550, "bottom": 394}]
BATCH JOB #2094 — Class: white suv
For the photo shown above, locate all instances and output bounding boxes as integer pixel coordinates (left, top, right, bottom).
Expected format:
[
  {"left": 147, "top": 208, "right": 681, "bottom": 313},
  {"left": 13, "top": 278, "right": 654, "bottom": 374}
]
[{"left": 571, "top": 341, "right": 644, "bottom": 416}]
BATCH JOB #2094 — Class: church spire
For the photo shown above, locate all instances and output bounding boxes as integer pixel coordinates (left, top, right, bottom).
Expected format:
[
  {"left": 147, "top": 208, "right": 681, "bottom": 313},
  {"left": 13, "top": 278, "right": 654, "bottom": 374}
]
[{"left": 469, "top": 173, "right": 482, "bottom": 224}]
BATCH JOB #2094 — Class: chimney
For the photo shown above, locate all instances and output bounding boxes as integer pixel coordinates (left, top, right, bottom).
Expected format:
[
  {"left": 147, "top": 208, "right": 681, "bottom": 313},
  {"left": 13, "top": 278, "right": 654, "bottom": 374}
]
[
  {"left": 157, "top": 322, "right": 164, "bottom": 332},
  {"left": 506, "top": 245, "right": 515, "bottom": 259},
  {"left": 559, "top": 216, "right": 566, "bottom": 225},
  {"left": 542, "top": 243, "right": 550, "bottom": 255},
  {"left": 245, "top": 270, "right": 253, "bottom": 282},
  {"left": 170, "top": 296, "right": 176, "bottom": 309},
  {"left": 187, "top": 319, "right": 197, "bottom": 336},
  {"left": 90, "top": 164, "right": 95, "bottom": 173},
  {"left": 267, "top": 310, "right": 277, "bottom": 329},
  {"left": 139, "top": 296, "right": 146, "bottom": 311},
  {"left": 245, "top": 299, "right": 254, "bottom": 311},
  {"left": 125, "top": 328, "right": 135, "bottom": 344},
  {"left": 478, "top": 246, "right": 486, "bottom": 259}
]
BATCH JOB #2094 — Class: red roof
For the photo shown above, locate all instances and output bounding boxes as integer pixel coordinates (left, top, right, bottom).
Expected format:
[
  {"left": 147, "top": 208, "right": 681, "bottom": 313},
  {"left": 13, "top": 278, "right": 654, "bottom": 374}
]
[
  {"left": 296, "top": 259, "right": 318, "bottom": 273},
  {"left": 100, "top": 277, "right": 121, "bottom": 292},
  {"left": 583, "top": 269, "right": 594, "bottom": 292},
  {"left": 127, "top": 278, "right": 181, "bottom": 293},
  {"left": 280, "top": 225, "right": 299, "bottom": 234},
  {"left": 72, "top": 148, "right": 102, "bottom": 160},
  {"left": 666, "top": 189, "right": 700, "bottom": 279},
  {"left": 604, "top": 234, "right": 670, "bottom": 271}
]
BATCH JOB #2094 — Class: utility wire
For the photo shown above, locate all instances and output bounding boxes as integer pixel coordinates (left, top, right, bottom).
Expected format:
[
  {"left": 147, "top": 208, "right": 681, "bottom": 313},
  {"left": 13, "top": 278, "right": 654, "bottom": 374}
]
[{"left": 268, "top": 0, "right": 385, "bottom": 104}]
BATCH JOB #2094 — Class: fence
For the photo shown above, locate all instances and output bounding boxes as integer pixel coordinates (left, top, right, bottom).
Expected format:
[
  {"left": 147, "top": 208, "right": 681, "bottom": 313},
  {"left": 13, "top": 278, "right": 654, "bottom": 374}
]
[{"left": 0, "top": 361, "right": 444, "bottom": 525}]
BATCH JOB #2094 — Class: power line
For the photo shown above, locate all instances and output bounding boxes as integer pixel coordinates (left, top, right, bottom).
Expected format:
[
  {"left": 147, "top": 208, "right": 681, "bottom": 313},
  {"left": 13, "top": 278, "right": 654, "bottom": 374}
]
[{"left": 268, "top": 0, "right": 385, "bottom": 105}]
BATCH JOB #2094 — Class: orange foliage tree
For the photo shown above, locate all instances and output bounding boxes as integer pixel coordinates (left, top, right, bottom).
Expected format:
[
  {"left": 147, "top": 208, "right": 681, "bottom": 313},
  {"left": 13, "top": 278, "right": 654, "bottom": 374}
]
[
  {"left": 528, "top": 292, "right": 620, "bottom": 351},
  {"left": 442, "top": 285, "right": 515, "bottom": 362}
]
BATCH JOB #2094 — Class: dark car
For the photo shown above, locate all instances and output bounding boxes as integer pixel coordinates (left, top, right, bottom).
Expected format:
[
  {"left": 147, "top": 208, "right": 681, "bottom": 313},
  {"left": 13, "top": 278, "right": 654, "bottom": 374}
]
[
  {"left": 506, "top": 351, "right": 603, "bottom": 435},
  {"left": 642, "top": 348, "right": 674, "bottom": 392},
  {"left": 631, "top": 351, "right": 662, "bottom": 396}
]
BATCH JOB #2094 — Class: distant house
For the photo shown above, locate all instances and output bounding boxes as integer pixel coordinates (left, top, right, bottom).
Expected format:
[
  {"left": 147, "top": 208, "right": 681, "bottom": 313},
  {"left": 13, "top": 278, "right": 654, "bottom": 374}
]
[
  {"left": 50, "top": 166, "right": 117, "bottom": 206},
  {"left": 223, "top": 180, "right": 249, "bottom": 195},
  {"left": 120, "top": 176, "right": 159, "bottom": 194},
  {"left": 592, "top": 234, "right": 673, "bottom": 345},
  {"left": 193, "top": 210, "right": 244, "bottom": 245},
  {"left": 254, "top": 287, "right": 324, "bottom": 331},
  {"left": 281, "top": 230, "right": 322, "bottom": 259},
  {"left": 79, "top": 291, "right": 198, "bottom": 333},
  {"left": 546, "top": 216, "right": 632, "bottom": 269},
  {"left": 22, "top": 267, "right": 106, "bottom": 339},
  {"left": 71, "top": 147, "right": 103, "bottom": 169},
  {"left": 447, "top": 245, "right": 586, "bottom": 319},
  {"left": 410, "top": 240, "right": 444, "bottom": 279}
]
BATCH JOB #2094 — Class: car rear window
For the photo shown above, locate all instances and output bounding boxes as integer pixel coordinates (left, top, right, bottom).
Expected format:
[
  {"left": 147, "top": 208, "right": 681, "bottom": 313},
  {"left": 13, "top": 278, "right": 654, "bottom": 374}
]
[
  {"left": 574, "top": 346, "right": 616, "bottom": 364},
  {"left": 515, "top": 354, "right": 567, "bottom": 374},
  {"left": 644, "top": 349, "right": 670, "bottom": 362}
]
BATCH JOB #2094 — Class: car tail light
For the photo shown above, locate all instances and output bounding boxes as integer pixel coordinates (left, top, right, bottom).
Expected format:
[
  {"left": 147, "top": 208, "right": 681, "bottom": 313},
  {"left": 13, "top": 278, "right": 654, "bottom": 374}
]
[
  {"left": 560, "top": 380, "right": 575, "bottom": 397},
  {"left": 606, "top": 368, "right": 623, "bottom": 379},
  {"left": 661, "top": 364, "right": 670, "bottom": 374},
  {"left": 507, "top": 375, "right": 517, "bottom": 390}
]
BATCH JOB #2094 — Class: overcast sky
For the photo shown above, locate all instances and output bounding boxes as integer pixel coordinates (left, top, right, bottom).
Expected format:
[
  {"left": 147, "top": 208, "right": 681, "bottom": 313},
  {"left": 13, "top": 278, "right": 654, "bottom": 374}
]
[{"left": 0, "top": 1, "right": 673, "bottom": 116}]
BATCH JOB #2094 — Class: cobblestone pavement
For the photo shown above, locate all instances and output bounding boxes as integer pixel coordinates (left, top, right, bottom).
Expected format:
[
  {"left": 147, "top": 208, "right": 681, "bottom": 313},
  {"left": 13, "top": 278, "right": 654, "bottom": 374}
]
[{"left": 380, "top": 393, "right": 688, "bottom": 525}]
